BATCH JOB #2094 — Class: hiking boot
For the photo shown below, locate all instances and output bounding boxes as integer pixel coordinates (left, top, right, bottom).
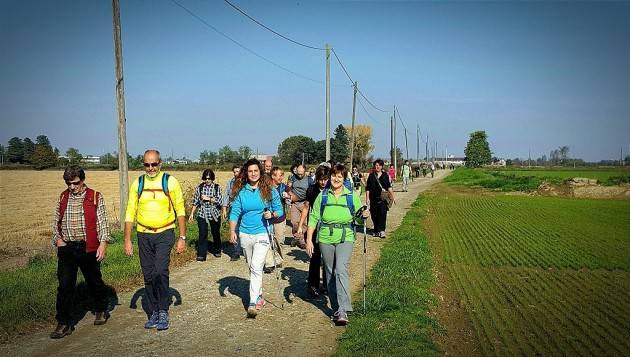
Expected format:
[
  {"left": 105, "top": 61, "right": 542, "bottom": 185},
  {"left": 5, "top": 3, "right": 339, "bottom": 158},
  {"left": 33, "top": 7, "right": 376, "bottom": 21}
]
[
  {"left": 263, "top": 266, "right": 275, "bottom": 274},
  {"left": 144, "top": 311, "right": 159, "bottom": 329},
  {"left": 213, "top": 252, "right": 222, "bottom": 258},
  {"left": 379, "top": 231, "right": 386, "bottom": 239},
  {"left": 255, "top": 296, "right": 266, "bottom": 311},
  {"left": 156, "top": 310, "right": 169, "bottom": 331},
  {"left": 196, "top": 256, "right": 206, "bottom": 262},
  {"left": 246, "top": 305, "right": 258, "bottom": 318},
  {"left": 332, "top": 310, "right": 349, "bottom": 326},
  {"left": 230, "top": 254, "right": 240, "bottom": 261},
  {"left": 50, "top": 324, "right": 74, "bottom": 339},
  {"left": 94, "top": 311, "right": 109, "bottom": 325}
]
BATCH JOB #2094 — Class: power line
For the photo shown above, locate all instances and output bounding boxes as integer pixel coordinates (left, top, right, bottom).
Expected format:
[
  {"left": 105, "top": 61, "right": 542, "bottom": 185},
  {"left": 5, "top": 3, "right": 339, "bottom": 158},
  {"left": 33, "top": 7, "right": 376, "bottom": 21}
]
[
  {"left": 358, "top": 89, "right": 389, "bottom": 113},
  {"left": 395, "top": 106, "right": 407, "bottom": 131},
  {"left": 357, "top": 96, "right": 386, "bottom": 127},
  {"left": 223, "top": 0, "right": 326, "bottom": 51},
  {"left": 170, "top": 0, "right": 323, "bottom": 84},
  {"left": 331, "top": 48, "right": 354, "bottom": 85}
]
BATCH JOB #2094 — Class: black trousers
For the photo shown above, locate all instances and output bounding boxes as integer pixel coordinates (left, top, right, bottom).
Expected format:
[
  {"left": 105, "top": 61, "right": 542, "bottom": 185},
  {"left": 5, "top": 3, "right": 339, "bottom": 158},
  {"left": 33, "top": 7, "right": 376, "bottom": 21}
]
[
  {"left": 370, "top": 200, "right": 389, "bottom": 233},
  {"left": 196, "top": 216, "right": 221, "bottom": 258},
  {"left": 138, "top": 229, "right": 175, "bottom": 313},
  {"left": 56, "top": 241, "right": 107, "bottom": 325},
  {"left": 308, "top": 232, "right": 326, "bottom": 288}
]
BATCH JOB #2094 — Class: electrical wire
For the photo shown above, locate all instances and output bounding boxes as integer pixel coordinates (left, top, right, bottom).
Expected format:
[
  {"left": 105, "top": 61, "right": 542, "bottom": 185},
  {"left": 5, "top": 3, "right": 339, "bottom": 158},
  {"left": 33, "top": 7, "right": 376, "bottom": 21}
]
[
  {"left": 223, "top": 0, "right": 326, "bottom": 51},
  {"left": 357, "top": 89, "right": 389, "bottom": 113},
  {"left": 331, "top": 48, "right": 354, "bottom": 85},
  {"left": 170, "top": 0, "right": 323, "bottom": 84}
]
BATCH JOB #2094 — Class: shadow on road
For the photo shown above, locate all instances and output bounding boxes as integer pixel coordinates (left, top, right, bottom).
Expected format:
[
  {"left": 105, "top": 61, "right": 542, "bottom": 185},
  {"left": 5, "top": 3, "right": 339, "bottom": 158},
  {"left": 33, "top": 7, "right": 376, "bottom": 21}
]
[
  {"left": 280, "top": 266, "right": 331, "bottom": 316},
  {"left": 217, "top": 276, "right": 249, "bottom": 309},
  {"left": 71, "top": 282, "right": 119, "bottom": 324},
  {"left": 129, "top": 287, "right": 182, "bottom": 317}
]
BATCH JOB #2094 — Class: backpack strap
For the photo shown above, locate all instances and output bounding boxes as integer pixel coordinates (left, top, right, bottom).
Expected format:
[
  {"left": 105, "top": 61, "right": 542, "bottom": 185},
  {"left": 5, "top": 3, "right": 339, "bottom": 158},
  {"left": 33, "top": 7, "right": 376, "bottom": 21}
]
[{"left": 137, "top": 175, "right": 145, "bottom": 196}]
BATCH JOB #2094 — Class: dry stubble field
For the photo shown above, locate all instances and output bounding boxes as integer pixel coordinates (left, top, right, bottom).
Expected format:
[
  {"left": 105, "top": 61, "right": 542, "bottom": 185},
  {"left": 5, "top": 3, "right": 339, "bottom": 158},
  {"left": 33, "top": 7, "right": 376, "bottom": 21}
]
[{"left": 0, "top": 170, "right": 232, "bottom": 261}]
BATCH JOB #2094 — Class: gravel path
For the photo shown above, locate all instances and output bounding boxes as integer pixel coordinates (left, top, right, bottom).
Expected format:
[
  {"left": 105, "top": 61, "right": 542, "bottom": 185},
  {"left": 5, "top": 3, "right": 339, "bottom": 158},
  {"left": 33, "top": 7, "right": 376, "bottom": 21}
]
[{"left": 1, "top": 171, "right": 448, "bottom": 357}]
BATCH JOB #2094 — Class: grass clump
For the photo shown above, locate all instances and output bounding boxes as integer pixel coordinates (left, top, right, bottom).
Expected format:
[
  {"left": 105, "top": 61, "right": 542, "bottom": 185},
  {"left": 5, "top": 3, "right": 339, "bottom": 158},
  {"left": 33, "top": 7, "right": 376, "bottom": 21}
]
[{"left": 335, "top": 195, "right": 440, "bottom": 356}]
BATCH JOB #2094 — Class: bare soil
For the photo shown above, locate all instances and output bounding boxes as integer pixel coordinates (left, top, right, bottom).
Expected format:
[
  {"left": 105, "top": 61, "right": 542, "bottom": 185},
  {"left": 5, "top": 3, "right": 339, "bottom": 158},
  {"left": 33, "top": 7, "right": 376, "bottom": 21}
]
[{"left": 0, "top": 171, "right": 448, "bottom": 357}]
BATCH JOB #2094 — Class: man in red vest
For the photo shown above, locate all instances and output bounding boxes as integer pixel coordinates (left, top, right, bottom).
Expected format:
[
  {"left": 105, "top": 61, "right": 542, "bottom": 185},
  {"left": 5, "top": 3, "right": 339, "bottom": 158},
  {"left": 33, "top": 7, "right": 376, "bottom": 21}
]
[{"left": 50, "top": 165, "right": 112, "bottom": 339}]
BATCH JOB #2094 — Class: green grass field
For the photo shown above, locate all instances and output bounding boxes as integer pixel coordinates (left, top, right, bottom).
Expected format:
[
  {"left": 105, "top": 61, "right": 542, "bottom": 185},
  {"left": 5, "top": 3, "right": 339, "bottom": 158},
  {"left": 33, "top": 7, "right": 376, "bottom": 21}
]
[
  {"left": 490, "top": 167, "right": 630, "bottom": 184},
  {"left": 428, "top": 186, "right": 630, "bottom": 355},
  {"left": 335, "top": 196, "right": 439, "bottom": 356}
]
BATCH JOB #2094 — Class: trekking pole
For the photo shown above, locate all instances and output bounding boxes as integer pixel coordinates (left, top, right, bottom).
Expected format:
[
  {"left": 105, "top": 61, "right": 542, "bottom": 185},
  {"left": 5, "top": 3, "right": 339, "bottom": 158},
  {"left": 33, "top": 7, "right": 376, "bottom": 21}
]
[
  {"left": 264, "top": 208, "right": 284, "bottom": 309},
  {"left": 354, "top": 205, "right": 368, "bottom": 313}
]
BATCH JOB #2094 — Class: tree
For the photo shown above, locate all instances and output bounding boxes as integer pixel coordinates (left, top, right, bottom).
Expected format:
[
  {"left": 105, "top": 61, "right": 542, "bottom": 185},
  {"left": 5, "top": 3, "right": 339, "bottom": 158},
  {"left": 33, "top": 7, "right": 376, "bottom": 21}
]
[
  {"left": 389, "top": 147, "right": 403, "bottom": 167},
  {"left": 238, "top": 146, "right": 253, "bottom": 161},
  {"left": 22, "top": 138, "right": 35, "bottom": 163},
  {"left": 31, "top": 144, "right": 58, "bottom": 169},
  {"left": 464, "top": 131, "right": 491, "bottom": 168},
  {"left": 36, "top": 135, "right": 51, "bottom": 147},
  {"left": 559, "top": 146, "right": 570, "bottom": 165},
  {"left": 345, "top": 124, "right": 375, "bottom": 168},
  {"left": 331, "top": 124, "right": 349, "bottom": 164},
  {"left": 100, "top": 152, "right": 117, "bottom": 166},
  {"left": 66, "top": 147, "right": 83, "bottom": 164},
  {"left": 218, "top": 145, "right": 241, "bottom": 164},
  {"left": 199, "top": 150, "right": 218, "bottom": 165},
  {"left": 7, "top": 137, "right": 24, "bottom": 163},
  {"left": 625, "top": 155, "right": 630, "bottom": 166},
  {"left": 0, "top": 144, "right": 5, "bottom": 165},
  {"left": 277, "top": 135, "right": 317, "bottom": 165}
]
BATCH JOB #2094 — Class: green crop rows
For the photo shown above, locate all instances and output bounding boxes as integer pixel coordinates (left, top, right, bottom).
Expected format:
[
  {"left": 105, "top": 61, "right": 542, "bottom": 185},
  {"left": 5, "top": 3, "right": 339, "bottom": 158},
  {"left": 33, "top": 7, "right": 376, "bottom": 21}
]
[{"left": 427, "top": 188, "right": 630, "bottom": 356}]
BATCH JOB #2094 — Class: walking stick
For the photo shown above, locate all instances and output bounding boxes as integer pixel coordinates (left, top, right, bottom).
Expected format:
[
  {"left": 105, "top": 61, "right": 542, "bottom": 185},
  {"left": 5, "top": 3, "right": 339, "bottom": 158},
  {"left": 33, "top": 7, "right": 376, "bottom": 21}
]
[{"left": 264, "top": 209, "right": 284, "bottom": 309}]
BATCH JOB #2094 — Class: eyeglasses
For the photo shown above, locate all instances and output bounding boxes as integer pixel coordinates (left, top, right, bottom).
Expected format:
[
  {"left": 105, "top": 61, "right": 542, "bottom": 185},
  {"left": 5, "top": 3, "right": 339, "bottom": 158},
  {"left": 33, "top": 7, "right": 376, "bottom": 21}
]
[
  {"left": 204, "top": 177, "right": 212, "bottom": 181},
  {"left": 66, "top": 180, "right": 81, "bottom": 186},
  {"left": 143, "top": 162, "right": 160, "bottom": 168}
]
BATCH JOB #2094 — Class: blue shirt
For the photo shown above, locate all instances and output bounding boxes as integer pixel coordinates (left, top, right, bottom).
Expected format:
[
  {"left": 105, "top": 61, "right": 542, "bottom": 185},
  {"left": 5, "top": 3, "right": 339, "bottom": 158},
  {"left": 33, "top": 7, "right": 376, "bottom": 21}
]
[{"left": 229, "top": 184, "right": 283, "bottom": 235}]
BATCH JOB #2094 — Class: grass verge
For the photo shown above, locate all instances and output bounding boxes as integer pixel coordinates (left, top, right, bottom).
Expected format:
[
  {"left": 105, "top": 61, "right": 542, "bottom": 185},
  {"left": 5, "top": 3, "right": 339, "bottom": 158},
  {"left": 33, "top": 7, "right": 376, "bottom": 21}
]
[{"left": 335, "top": 195, "right": 440, "bottom": 356}]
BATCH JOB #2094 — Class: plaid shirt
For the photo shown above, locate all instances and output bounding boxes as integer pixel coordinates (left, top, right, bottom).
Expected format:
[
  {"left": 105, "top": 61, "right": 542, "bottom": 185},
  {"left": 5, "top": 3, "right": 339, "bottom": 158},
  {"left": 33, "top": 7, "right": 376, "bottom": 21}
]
[
  {"left": 51, "top": 188, "right": 112, "bottom": 246},
  {"left": 192, "top": 183, "right": 222, "bottom": 221}
]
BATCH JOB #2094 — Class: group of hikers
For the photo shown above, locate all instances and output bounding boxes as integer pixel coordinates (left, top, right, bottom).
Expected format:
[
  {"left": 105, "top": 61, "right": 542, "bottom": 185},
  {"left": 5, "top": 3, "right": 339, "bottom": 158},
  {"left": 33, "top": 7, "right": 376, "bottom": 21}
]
[{"left": 49, "top": 148, "right": 404, "bottom": 339}]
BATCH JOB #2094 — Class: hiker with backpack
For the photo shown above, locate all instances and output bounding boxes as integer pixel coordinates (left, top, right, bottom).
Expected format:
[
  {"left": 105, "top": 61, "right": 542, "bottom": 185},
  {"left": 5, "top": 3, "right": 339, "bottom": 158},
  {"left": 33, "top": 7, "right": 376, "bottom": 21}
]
[
  {"left": 188, "top": 169, "right": 223, "bottom": 261},
  {"left": 288, "top": 165, "right": 312, "bottom": 249},
  {"left": 263, "top": 166, "right": 288, "bottom": 274},
  {"left": 123, "top": 149, "right": 186, "bottom": 331},
  {"left": 297, "top": 164, "right": 330, "bottom": 298},
  {"left": 401, "top": 160, "right": 411, "bottom": 192},
  {"left": 50, "top": 165, "right": 112, "bottom": 339},
  {"left": 365, "top": 159, "right": 395, "bottom": 238},
  {"left": 305, "top": 164, "right": 368, "bottom": 325},
  {"left": 221, "top": 165, "right": 242, "bottom": 261},
  {"left": 351, "top": 165, "right": 363, "bottom": 194},
  {"left": 229, "top": 158, "right": 283, "bottom": 318}
]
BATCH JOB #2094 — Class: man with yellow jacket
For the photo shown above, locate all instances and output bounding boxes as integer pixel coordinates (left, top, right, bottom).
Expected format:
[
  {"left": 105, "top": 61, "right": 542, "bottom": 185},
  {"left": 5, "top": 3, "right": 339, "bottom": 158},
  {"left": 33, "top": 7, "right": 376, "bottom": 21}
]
[{"left": 124, "top": 149, "right": 186, "bottom": 331}]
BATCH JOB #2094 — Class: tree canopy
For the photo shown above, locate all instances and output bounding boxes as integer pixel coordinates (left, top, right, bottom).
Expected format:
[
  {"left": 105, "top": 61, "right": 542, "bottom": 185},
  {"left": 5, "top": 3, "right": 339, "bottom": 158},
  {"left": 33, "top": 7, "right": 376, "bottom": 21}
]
[{"left": 464, "top": 131, "right": 492, "bottom": 167}]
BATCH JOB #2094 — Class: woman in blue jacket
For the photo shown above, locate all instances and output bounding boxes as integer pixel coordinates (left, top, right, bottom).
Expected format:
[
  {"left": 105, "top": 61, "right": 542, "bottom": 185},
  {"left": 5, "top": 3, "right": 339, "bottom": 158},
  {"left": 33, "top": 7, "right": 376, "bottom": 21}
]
[{"left": 229, "top": 159, "right": 283, "bottom": 318}]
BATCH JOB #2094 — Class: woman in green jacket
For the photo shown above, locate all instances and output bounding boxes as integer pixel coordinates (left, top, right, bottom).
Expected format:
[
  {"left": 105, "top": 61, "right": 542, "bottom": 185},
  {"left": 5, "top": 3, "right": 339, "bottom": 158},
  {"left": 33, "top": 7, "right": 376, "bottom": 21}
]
[{"left": 305, "top": 164, "right": 369, "bottom": 325}]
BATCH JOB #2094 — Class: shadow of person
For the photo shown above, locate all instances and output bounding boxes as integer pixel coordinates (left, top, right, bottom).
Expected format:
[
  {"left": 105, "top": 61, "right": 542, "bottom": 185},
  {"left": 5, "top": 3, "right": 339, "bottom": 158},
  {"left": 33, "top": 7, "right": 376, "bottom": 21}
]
[
  {"left": 72, "top": 283, "right": 119, "bottom": 323},
  {"left": 129, "top": 287, "right": 182, "bottom": 318},
  {"left": 285, "top": 249, "right": 309, "bottom": 263},
  {"left": 217, "top": 276, "right": 249, "bottom": 309},
  {"left": 280, "top": 267, "right": 331, "bottom": 316}
]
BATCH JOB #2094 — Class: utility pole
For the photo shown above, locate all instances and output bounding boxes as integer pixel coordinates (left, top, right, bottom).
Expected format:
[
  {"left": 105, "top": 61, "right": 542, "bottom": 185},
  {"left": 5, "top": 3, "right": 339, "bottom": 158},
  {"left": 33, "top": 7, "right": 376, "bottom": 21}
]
[
  {"left": 302, "top": 152, "right": 305, "bottom": 166},
  {"left": 325, "top": 43, "right": 331, "bottom": 161},
  {"left": 528, "top": 148, "right": 531, "bottom": 168},
  {"left": 425, "top": 134, "right": 429, "bottom": 162},
  {"left": 393, "top": 105, "right": 397, "bottom": 173},
  {"left": 416, "top": 124, "right": 420, "bottom": 168},
  {"left": 390, "top": 116, "right": 394, "bottom": 166},
  {"left": 112, "top": 0, "right": 129, "bottom": 230},
  {"left": 349, "top": 81, "right": 358, "bottom": 169},
  {"left": 404, "top": 127, "right": 409, "bottom": 163},
  {"left": 446, "top": 145, "right": 448, "bottom": 166}
]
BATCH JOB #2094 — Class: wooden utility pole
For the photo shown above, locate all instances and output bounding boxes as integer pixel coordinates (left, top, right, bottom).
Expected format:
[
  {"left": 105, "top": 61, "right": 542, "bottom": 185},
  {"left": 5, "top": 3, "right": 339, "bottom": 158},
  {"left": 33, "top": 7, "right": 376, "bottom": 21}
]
[
  {"left": 404, "top": 127, "right": 409, "bottom": 163},
  {"left": 393, "top": 105, "right": 397, "bottom": 173},
  {"left": 425, "top": 134, "right": 429, "bottom": 161},
  {"left": 416, "top": 124, "right": 420, "bottom": 167},
  {"left": 390, "top": 116, "right": 394, "bottom": 165},
  {"left": 112, "top": 0, "right": 129, "bottom": 230},
  {"left": 325, "top": 44, "right": 331, "bottom": 161},
  {"left": 528, "top": 148, "right": 531, "bottom": 168},
  {"left": 349, "top": 81, "right": 358, "bottom": 169}
]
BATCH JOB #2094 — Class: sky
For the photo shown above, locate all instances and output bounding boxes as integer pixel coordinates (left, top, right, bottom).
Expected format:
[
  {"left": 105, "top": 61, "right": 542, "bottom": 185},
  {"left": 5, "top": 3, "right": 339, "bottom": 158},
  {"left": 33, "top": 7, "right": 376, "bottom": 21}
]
[{"left": 1, "top": 0, "right": 629, "bottom": 162}]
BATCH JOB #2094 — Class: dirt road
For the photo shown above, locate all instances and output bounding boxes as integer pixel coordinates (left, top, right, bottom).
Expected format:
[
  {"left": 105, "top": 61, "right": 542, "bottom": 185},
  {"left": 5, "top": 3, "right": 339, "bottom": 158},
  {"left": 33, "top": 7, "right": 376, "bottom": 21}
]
[{"left": 1, "top": 171, "right": 448, "bottom": 357}]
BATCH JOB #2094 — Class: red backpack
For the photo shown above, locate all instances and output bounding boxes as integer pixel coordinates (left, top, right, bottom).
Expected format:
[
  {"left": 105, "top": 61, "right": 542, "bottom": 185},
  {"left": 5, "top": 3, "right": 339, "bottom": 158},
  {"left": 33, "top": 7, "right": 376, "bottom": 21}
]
[{"left": 57, "top": 188, "right": 100, "bottom": 253}]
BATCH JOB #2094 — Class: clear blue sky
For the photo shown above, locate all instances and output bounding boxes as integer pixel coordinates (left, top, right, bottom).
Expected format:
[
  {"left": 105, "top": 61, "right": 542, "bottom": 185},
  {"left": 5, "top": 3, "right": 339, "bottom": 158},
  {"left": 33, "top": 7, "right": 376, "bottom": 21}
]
[{"left": 2, "top": 0, "right": 629, "bottom": 162}]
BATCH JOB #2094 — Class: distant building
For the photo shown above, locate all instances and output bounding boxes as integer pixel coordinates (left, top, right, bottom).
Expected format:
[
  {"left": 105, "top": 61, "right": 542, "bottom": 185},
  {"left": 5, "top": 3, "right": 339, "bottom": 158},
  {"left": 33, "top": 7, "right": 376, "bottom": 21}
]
[
  {"left": 83, "top": 155, "right": 100, "bottom": 164},
  {"left": 251, "top": 154, "right": 273, "bottom": 162}
]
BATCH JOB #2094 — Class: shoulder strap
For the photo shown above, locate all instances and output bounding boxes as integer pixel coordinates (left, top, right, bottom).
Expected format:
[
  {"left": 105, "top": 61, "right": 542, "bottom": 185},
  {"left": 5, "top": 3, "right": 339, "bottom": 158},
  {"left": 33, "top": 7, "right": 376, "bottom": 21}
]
[
  {"left": 346, "top": 192, "right": 355, "bottom": 218},
  {"left": 161, "top": 173, "right": 170, "bottom": 195},
  {"left": 320, "top": 188, "right": 329, "bottom": 218},
  {"left": 137, "top": 175, "right": 145, "bottom": 196}
]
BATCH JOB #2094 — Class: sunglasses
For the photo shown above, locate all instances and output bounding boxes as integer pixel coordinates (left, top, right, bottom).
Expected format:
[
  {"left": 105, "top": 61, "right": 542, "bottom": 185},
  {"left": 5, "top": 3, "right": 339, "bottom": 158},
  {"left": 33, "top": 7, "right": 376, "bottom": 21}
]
[
  {"left": 204, "top": 177, "right": 212, "bottom": 180},
  {"left": 143, "top": 162, "right": 160, "bottom": 168},
  {"left": 66, "top": 180, "right": 82, "bottom": 186}
]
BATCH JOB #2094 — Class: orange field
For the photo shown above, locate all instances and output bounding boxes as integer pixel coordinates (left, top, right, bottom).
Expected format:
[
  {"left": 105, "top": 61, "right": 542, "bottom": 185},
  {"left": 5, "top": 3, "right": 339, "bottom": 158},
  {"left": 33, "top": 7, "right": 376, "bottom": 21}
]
[{"left": 0, "top": 170, "right": 232, "bottom": 259}]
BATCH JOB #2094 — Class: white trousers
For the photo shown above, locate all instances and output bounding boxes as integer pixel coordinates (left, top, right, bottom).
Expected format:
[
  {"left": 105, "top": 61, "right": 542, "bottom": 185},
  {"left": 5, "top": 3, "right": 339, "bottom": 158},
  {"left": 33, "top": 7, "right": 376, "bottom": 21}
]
[{"left": 239, "top": 232, "right": 270, "bottom": 305}]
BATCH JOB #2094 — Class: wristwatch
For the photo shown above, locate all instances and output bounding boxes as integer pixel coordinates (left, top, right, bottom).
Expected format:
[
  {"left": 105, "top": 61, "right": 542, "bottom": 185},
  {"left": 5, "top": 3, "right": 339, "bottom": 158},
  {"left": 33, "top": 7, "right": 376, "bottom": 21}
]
[{"left": 179, "top": 236, "right": 187, "bottom": 241}]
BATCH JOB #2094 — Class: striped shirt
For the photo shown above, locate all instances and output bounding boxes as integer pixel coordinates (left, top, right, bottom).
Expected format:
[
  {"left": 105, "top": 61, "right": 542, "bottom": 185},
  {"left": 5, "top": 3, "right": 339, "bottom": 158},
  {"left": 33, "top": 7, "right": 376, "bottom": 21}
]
[
  {"left": 192, "top": 183, "right": 222, "bottom": 221},
  {"left": 51, "top": 188, "right": 112, "bottom": 245}
]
